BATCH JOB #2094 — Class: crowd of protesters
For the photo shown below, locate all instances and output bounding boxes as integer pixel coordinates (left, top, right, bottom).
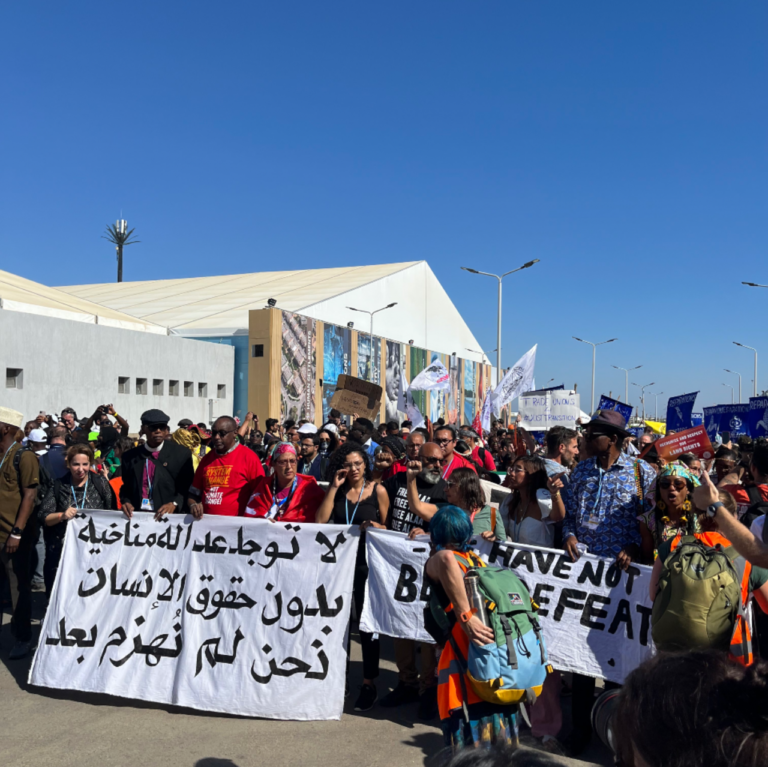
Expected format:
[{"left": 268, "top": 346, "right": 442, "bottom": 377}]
[{"left": 3, "top": 399, "right": 768, "bottom": 765}]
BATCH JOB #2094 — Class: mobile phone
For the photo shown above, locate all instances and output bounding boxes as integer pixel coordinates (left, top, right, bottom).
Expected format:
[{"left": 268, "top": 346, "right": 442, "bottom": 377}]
[{"left": 721, "top": 431, "right": 731, "bottom": 443}]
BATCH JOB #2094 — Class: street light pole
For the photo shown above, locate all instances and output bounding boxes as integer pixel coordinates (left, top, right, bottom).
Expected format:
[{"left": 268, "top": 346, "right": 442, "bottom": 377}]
[
  {"left": 733, "top": 342, "right": 757, "bottom": 397},
  {"left": 632, "top": 381, "right": 655, "bottom": 422},
  {"left": 611, "top": 364, "right": 642, "bottom": 404},
  {"left": 648, "top": 391, "right": 664, "bottom": 420},
  {"left": 347, "top": 302, "right": 398, "bottom": 382},
  {"left": 461, "top": 261, "right": 540, "bottom": 386},
  {"left": 574, "top": 337, "right": 618, "bottom": 414},
  {"left": 724, "top": 369, "right": 742, "bottom": 403},
  {"left": 722, "top": 382, "right": 734, "bottom": 404}
]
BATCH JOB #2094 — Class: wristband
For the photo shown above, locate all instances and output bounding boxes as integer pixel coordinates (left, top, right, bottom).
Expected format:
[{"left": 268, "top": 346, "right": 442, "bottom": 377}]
[
  {"left": 459, "top": 608, "right": 477, "bottom": 624},
  {"left": 9, "top": 534, "right": 21, "bottom": 540}
]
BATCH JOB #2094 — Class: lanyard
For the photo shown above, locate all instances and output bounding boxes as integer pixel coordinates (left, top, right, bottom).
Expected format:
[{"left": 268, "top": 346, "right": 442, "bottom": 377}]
[
  {"left": 71, "top": 478, "right": 89, "bottom": 510},
  {"left": 144, "top": 459, "right": 153, "bottom": 499},
  {"left": 441, "top": 456, "right": 455, "bottom": 480},
  {"left": 345, "top": 480, "right": 367, "bottom": 525},
  {"left": 0, "top": 444, "right": 14, "bottom": 474},
  {"left": 268, "top": 476, "right": 299, "bottom": 520}
]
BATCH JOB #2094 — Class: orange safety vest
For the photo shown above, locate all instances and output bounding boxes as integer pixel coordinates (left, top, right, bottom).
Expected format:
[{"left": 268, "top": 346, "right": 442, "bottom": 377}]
[
  {"left": 669, "top": 531, "right": 754, "bottom": 666},
  {"left": 436, "top": 552, "right": 485, "bottom": 721}
]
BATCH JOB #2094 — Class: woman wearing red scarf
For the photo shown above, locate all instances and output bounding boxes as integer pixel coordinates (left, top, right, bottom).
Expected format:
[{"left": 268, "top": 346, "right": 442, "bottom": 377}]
[{"left": 245, "top": 442, "right": 325, "bottom": 522}]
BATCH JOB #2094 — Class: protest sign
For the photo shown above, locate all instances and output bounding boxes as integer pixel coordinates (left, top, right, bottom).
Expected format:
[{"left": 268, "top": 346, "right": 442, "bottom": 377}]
[
  {"left": 360, "top": 530, "right": 434, "bottom": 644},
  {"left": 704, "top": 404, "right": 750, "bottom": 441},
  {"left": 691, "top": 413, "right": 703, "bottom": 426},
  {"left": 666, "top": 392, "right": 698, "bottom": 432},
  {"left": 519, "top": 390, "right": 580, "bottom": 431},
  {"left": 359, "top": 530, "right": 654, "bottom": 683},
  {"left": 491, "top": 345, "right": 537, "bottom": 417},
  {"left": 29, "top": 512, "right": 359, "bottom": 721},
  {"left": 651, "top": 425, "right": 714, "bottom": 461},
  {"left": 597, "top": 395, "right": 633, "bottom": 426},
  {"left": 749, "top": 397, "right": 768, "bottom": 439},
  {"left": 329, "top": 374, "right": 382, "bottom": 420}
]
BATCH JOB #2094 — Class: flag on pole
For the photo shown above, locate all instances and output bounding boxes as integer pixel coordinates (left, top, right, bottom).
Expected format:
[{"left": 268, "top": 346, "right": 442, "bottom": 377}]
[
  {"left": 408, "top": 360, "right": 451, "bottom": 392},
  {"left": 491, "top": 345, "right": 537, "bottom": 417}
]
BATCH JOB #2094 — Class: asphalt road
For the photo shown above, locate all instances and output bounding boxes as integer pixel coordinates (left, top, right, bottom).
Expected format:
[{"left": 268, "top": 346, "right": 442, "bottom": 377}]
[{"left": 1, "top": 592, "right": 612, "bottom": 767}]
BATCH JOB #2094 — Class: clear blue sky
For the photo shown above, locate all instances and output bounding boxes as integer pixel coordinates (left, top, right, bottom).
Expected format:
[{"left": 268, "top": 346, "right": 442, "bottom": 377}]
[{"left": 2, "top": 2, "right": 766, "bottom": 416}]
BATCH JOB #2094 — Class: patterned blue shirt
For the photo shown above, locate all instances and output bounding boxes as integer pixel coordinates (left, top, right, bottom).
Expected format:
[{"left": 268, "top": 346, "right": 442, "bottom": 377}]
[{"left": 561, "top": 452, "right": 655, "bottom": 557}]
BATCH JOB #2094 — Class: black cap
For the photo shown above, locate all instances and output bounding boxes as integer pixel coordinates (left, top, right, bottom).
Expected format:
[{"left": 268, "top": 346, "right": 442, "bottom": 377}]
[
  {"left": 141, "top": 409, "right": 170, "bottom": 426},
  {"left": 178, "top": 418, "right": 193, "bottom": 428}
]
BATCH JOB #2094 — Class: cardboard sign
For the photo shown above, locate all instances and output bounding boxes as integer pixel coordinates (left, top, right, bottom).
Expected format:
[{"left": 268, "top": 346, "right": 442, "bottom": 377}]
[
  {"left": 652, "top": 425, "right": 714, "bottom": 461},
  {"left": 329, "top": 375, "right": 383, "bottom": 420}
]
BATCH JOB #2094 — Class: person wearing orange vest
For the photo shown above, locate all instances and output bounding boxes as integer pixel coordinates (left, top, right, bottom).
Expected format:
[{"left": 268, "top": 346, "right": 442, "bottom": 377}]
[
  {"left": 649, "top": 488, "right": 768, "bottom": 666},
  {"left": 425, "top": 505, "right": 519, "bottom": 753}
]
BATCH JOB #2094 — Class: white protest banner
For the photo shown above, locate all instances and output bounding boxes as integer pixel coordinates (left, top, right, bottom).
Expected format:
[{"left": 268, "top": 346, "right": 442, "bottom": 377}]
[
  {"left": 480, "top": 391, "right": 492, "bottom": 432},
  {"left": 491, "top": 345, "right": 537, "bottom": 417},
  {"left": 475, "top": 539, "right": 655, "bottom": 684},
  {"left": 29, "top": 511, "right": 359, "bottom": 721},
  {"left": 519, "top": 390, "right": 581, "bottom": 431},
  {"left": 360, "top": 529, "right": 434, "bottom": 644},
  {"left": 360, "top": 530, "right": 654, "bottom": 683},
  {"left": 408, "top": 359, "right": 451, "bottom": 392}
]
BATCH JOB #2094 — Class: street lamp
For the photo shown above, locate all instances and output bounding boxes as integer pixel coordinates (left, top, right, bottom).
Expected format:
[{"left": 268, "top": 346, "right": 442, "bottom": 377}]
[
  {"left": 632, "top": 381, "right": 655, "bottom": 422},
  {"left": 611, "top": 364, "right": 642, "bottom": 404},
  {"left": 347, "top": 303, "right": 397, "bottom": 381},
  {"left": 733, "top": 342, "right": 757, "bottom": 397},
  {"left": 461, "top": 260, "right": 540, "bottom": 386},
  {"left": 648, "top": 391, "right": 664, "bottom": 420},
  {"left": 722, "top": 382, "right": 734, "bottom": 404},
  {"left": 574, "top": 337, "right": 618, "bottom": 415},
  {"left": 724, "top": 369, "right": 742, "bottom": 403},
  {"left": 465, "top": 347, "right": 496, "bottom": 364}
]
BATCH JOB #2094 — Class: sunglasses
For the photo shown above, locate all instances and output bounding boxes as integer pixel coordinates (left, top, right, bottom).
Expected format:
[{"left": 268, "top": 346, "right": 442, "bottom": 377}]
[
  {"left": 421, "top": 455, "right": 441, "bottom": 465},
  {"left": 659, "top": 479, "right": 688, "bottom": 491},
  {"left": 586, "top": 431, "right": 610, "bottom": 441},
  {"left": 211, "top": 429, "right": 234, "bottom": 438}
]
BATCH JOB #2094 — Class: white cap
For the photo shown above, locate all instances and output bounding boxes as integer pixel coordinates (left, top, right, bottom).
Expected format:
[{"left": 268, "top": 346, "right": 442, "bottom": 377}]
[
  {"left": 28, "top": 428, "right": 48, "bottom": 443},
  {"left": 322, "top": 423, "right": 338, "bottom": 434},
  {"left": 0, "top": 407, "right": 24, "bottom": 429},
  {"left": 298, "top": 423, "right": 318, "bottom": 434}
]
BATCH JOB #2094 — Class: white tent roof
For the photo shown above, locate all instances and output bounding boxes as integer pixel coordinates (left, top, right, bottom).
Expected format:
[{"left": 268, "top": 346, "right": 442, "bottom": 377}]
[
  {"left": 0, "top": 270, "right": 165, "bottom": 333},
  {"left": 59, "top": 262, "right": 419, "bottom": 333}
]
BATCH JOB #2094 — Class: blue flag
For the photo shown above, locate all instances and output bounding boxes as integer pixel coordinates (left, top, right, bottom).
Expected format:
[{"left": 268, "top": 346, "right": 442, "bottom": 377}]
[
  {"left": 597, "top": 395, "right": 633, "bottom": 427},
  {"left": 748, "top": 397, "right": 768, "bottom": 439},
  {"left": 666, "top": 392, "right": 698, "bottom": 432},
  {"left": 691, "top": 413, "right": 703, "bottom": 426},
  {"left": 704, "top": 404, "right": 749, "bottom": 441}
]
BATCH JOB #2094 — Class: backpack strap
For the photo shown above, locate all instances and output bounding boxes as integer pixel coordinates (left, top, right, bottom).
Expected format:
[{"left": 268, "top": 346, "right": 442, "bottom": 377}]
[
  {"left": 729, "top": 554, "right": 754, "bottom": 666},
  {"left": 746, "top": 485, "right": 763, "bottom": 506},
  {"left": 445, "top": 632, "right": 471, "bottom": 724},
  {"left": 498, "top": 615, "right": 519, "bottom": 669}
]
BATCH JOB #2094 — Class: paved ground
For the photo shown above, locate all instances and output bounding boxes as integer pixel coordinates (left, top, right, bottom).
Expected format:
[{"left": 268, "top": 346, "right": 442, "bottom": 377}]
[{"left": 2, "top": 591, "right": 612, "bottom": 767}]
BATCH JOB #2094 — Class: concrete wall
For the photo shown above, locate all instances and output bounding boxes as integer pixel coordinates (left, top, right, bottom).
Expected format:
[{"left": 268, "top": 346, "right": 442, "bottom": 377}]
[{"left": 0, "top": 310, "right": 234, "bottom": 431}]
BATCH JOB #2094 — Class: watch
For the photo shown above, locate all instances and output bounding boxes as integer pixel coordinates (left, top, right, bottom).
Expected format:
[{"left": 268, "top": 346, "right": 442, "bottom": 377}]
[
  {"left": 706, "top": 501, "right": 724, "bottom": 518},
  {"left": 10, "top": 526, "right": 23, "bottom": 537}
]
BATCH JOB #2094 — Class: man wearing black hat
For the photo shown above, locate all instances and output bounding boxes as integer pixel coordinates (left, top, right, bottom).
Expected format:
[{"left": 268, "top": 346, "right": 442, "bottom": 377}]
[
  {"left": 119, "top": 409, "right": 195, "bottom": 519},
  {"left": 559, "top": 408, "right": 656, "bottom": 754}
]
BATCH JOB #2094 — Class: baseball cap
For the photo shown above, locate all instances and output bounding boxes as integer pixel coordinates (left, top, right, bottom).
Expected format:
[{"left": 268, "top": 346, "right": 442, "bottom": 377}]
[
  {"left": 298, "top": 423, "right": 318, "bottom": 434},
  {"left": 28, "top": 428, "right": 48, "bottom": 443}
]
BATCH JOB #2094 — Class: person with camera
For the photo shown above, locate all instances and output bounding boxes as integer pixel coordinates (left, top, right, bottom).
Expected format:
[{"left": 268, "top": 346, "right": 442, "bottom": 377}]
[
  {"left": 82, "top": 403, "right": 130, "bottom": 437},
  {"left": 119, "top": 410, "right": 194, "bottom": 520}
]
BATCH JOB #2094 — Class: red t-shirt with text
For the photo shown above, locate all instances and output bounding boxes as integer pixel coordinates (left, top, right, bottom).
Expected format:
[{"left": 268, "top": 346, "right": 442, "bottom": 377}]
[{"left": 191, "top": 444, "right": 265, "bottom": 516}]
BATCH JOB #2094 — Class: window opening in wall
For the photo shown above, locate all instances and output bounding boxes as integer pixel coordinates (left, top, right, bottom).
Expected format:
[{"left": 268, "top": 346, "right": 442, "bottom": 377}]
[
  {"left": 136, "top": 378, "right": 148, "bottom": 395},
  {"left": 184, "top": 381, "right": 193, "bottom": 397},
  {"left": 6, "top": 368, "right": 23, "bottom": 389},
  {"left": 252, "top": 344, "right": 264, "bottom": 357},
  {"left": 169, "top": 380, "right": 179, "bottom": 396},
  {"left": 153, "top": 379, "right": 164, "bottom": 396},
  {"left": 118, "top": 376, "right": 130, "bottom": 394},
  {"left": 198, "top": 382, "right": 208, "bottom": 398},
  {"left": 217, "top": 384, "right": 226, "bottom": 398}
]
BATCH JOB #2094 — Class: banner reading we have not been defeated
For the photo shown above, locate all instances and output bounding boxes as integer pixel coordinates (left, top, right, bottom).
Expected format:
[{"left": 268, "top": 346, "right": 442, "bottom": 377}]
[
  {"left": 360, "top": 530, "right": 655, "bottom": 684},
  {"left": 29, "top": 511, "right": 359, "bottom": 721}
]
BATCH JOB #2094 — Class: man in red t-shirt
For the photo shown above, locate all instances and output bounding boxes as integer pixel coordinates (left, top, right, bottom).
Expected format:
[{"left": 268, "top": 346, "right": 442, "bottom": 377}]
[
  {"left": 433, "top": 425, "right": 476, "bottom": 480},
  {"left": 460, "top": 428, "right": 497, "bottom": 472},
  {"left": 721, "top": 445, "right": 768, "bottom": 520},
  {"left": 189, "top": 416, "right": 264, "bottom": 517}
]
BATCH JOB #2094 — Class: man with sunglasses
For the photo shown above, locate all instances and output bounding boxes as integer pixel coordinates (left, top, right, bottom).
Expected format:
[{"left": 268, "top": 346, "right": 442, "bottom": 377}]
[
  {"left": 120, "top": 410, "right": 195, "bottom": 521},
  {"left": 189, "top": 415, "right": 264, "bottom": 518},
  {"left": 432, "top": 425, "right": 476, "bottom": 480},
  {"left": 559, "top": 409, "right": 655, "bottom": 755}
]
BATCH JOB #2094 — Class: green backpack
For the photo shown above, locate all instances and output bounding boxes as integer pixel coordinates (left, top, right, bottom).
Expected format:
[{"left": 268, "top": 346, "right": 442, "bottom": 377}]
[{"left": 652, "top": 535, "right": 745, "bottom": 652}]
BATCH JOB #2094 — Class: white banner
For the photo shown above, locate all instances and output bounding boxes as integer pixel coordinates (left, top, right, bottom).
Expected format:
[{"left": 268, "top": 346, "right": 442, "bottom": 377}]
[
  {"left": 359, "top": 531, "right": 654, "bottom": 684},
  {"left": 408, "top": 360, "right": 451, "bottom": 392},
  {"left": 480, "top": 391, "right": 492, "bottom": 432},
  {"left": 492, "top": 345, "right": 537, "bottom": 417},
  {"left": 519, "top": 390, "right": 581, "bottom": 431},
  {"left": 360, "top": 529, "right": 434, "bottom": 644},
  {"left": 29, "top": 511, "right": 360, "bottom": 720}
]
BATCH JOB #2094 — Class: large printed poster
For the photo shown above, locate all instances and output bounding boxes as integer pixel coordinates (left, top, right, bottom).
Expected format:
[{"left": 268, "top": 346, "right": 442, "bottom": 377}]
[
  {"left": 448, "top": 355, "right": 460, "bottom": 424},
  {"left": 463, "top": 360, "right": 476, "bottom": 425},
  {"left": 409, "top": 347, "right": 428, "bottom": 417},
  {"left": 281, "top": 312, "right": 316, "bottom": 423},
  {"left": 385, "top": 341, "right": 403, "bottom": 423},
  {"left": 322, "top": 325, "right": 352, "bottom": 422},
  {"left": 429, "top": 352, "right": 448, "bottom": 423},
  {"left": 357, "top": 335, "right": 381, "bottom": 385}
]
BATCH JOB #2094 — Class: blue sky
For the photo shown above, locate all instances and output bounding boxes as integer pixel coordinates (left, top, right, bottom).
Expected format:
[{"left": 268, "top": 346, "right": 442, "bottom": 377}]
[{"left": 2, "top": 1, "right": 766, "bottom": 416}]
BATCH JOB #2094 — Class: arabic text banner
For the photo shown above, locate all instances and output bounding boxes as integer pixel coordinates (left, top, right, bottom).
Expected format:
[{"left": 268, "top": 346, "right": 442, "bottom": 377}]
[
  {"left": 360, "top": 530, "right": 655, "bottom": 684},
  {"left": 29, "top": 512, "right": 359, "bottom": 721}
]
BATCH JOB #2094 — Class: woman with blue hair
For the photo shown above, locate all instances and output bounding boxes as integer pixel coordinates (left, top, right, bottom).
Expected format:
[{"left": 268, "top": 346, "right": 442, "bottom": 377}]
[{"left": 426, "top": 506, "right": 519, "bottom": 753}]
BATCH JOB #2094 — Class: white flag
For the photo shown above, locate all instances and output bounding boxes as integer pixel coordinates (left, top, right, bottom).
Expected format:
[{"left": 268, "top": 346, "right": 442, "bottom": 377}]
[
  {"left": 480, "top": 391, "right": 492, "bottom": 431},
  {"left": 397, "top": 368, "right": 426, "bottom": 428},
  {"left": 408, "top": 360, "right": 451, "bottom": 392},
  {"left": 491, "top": 344, "right": 537, "bottom": 417}
]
